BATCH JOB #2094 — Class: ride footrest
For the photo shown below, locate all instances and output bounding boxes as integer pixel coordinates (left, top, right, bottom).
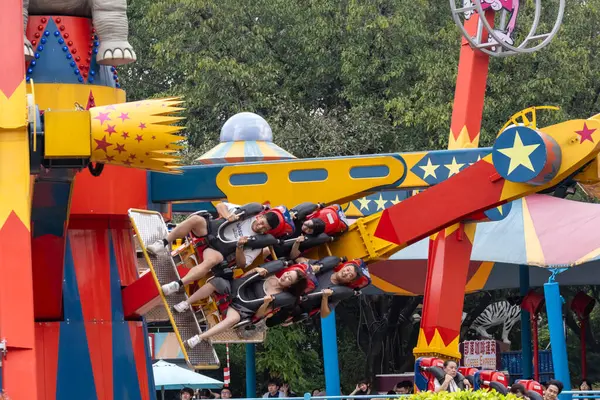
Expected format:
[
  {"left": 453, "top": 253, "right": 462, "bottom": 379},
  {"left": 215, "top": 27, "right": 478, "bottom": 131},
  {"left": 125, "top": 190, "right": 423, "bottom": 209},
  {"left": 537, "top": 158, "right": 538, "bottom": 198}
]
[{"left": 128, "top": 209, "right": 220, "bottom": 369}]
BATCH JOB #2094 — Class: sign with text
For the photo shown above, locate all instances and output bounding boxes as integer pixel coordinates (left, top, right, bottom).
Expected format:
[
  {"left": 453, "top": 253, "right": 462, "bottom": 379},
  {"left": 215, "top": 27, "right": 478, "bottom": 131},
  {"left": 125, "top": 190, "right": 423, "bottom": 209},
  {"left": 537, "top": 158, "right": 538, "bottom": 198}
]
[{"left": 462, "top": 340, "right": 497, "bottom": 370}]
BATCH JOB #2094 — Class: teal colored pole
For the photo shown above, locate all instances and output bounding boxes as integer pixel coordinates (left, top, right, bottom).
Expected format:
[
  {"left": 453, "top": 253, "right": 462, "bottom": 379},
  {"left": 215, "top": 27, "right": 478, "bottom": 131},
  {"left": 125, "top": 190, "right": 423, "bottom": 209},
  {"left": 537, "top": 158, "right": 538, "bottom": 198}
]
[
  {"left": 322, "top": 310, "right": 341, "bottom": 396},
  {"left": 520, "top": 265, "right": 533, "bottom": 379},
  {"left": 246, "top": 344, "right": 256, "bottom": 398},
  {"left": 543, "top": 282, "right": 571, "bottom": 400}
]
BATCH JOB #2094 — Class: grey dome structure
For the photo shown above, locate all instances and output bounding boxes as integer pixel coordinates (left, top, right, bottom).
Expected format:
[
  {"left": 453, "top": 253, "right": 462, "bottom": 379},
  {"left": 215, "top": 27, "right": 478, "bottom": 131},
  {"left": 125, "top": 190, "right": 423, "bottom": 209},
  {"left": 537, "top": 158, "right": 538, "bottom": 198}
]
[{"left": 197, "top": 112, "right": 295, "bottom": 165}]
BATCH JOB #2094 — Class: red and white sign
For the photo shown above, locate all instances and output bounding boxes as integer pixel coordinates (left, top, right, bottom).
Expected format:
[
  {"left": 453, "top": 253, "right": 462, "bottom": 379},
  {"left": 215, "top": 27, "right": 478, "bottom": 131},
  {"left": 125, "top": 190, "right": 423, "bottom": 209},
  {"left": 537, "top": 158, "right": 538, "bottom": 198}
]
[{"left": 462, "top": 340, "right": 497, "bottom": 370}]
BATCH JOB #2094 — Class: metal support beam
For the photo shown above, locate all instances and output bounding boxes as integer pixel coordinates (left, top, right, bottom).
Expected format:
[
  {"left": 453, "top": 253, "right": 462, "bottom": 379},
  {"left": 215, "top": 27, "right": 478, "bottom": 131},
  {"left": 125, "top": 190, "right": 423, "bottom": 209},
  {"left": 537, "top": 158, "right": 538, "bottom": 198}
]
[
  {"left": 322, "top": 311, "right": 341, "bottom": 396},
  {"left": 246, "top": 344, "right": 256, "bottom": 398}
]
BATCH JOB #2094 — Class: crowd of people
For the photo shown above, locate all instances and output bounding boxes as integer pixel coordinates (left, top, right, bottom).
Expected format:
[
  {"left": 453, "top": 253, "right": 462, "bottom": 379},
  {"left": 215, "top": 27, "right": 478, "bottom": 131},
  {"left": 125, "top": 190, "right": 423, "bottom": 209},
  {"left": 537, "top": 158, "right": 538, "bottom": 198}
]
[
  {"left": 146, "top": 201, "right": 369, "bottom": 347},
  {"left": 172, "top": 375, "right": 589, "bottom": 400}
]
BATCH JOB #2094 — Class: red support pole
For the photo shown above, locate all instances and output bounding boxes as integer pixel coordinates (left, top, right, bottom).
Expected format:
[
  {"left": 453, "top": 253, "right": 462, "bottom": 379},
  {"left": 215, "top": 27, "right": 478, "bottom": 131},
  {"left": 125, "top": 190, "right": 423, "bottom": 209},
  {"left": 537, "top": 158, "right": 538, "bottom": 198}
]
[{"left": 532, "top": 315, "right": 539, "bottom": 382}]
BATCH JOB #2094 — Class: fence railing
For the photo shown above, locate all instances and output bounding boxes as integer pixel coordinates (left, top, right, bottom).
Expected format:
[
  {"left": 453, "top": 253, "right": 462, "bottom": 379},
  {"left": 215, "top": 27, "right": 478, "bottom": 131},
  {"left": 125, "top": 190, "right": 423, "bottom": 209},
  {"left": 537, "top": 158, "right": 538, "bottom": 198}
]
[{"left": 226, "top": 391, "right": 600, "bottom": 400}]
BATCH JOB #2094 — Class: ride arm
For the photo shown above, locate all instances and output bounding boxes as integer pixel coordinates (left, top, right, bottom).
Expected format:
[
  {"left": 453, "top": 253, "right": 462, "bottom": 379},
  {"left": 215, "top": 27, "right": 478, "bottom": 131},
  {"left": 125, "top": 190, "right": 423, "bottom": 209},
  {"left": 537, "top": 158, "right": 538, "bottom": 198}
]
[
  {"left": 320, "top": 286, "right": 354, "bottom": 318},
  {"left": 255, "top": 296, "right": 274, "bottom": 319},
  {"left": 312, "top": 256, "right": 344, "bottom": 274},
  {"left": 291, "top": 202, "right": 321, "bottom": 220},
  {"left": 235, "top": 244, "right": 246, "bottom": 269}
]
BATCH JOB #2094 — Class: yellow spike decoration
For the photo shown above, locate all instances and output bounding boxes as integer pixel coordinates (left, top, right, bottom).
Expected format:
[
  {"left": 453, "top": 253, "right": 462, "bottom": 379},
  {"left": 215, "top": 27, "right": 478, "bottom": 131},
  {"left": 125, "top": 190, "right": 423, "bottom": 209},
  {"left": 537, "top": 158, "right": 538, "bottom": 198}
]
[{"left": 89, "top": 98, "right": 185, "bottom": 173}]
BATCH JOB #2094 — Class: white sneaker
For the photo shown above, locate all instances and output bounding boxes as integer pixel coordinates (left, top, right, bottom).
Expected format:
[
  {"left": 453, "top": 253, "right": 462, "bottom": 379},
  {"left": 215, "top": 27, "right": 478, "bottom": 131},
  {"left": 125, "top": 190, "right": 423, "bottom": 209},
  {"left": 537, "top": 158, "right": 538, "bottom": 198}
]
[
  {"left": 146, "top": 240, "right": 166, "bottom": 255},
  {"left": 173, "top": 301, "right": 190, "bottom": 313},
  {"left": 161, "top": 281, "right": 180, "bottom": 296},
  {"left": 187, "top": 334, "right": 201, "bottom": 349}
]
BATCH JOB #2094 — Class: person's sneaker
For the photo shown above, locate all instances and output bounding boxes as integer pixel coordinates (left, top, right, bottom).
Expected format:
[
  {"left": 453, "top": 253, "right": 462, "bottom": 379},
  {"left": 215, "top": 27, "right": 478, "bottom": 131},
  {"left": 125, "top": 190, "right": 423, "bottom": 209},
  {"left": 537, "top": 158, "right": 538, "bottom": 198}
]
[
  {"left": 173, "top": 301, "right": 190, "bottom": 313},
  {"left": 187, "top": 334, "right": 202, "bottom": 349},
  {"left": 146, "top": 240, "right": 166, "bottom": 255},
  {"left": 161, "top": 281, "right": 180, "bottom": 296}
]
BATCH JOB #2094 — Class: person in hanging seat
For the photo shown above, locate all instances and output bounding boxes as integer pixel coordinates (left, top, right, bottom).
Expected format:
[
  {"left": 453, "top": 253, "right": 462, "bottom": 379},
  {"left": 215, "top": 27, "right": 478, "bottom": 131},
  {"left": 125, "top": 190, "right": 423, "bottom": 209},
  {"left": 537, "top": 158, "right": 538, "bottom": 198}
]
[
  {"left": 147, "top": 202, "right": 291, "bottom": 296},
  {"left": 172, "top": 259, "right": 315, "bottom": 348},
  {"left": 273, "top": 203, "right": 350, "bottom": 259},
  {"left": 266, "top": 257, "right": 371, "bottom": 327}
]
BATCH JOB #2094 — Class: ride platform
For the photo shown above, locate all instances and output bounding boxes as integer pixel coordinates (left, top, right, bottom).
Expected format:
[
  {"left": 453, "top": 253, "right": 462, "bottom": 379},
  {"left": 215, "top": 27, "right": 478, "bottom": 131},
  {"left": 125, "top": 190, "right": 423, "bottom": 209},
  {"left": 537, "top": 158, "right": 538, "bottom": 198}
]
[{"left": 128, "top": 209, "right": 220, "bottom": 369}]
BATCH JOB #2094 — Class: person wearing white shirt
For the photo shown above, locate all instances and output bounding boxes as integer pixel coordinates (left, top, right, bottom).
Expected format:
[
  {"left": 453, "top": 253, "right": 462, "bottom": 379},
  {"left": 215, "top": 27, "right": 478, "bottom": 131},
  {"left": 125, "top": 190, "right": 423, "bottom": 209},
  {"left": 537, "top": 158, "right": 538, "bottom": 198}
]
[{"left": 147, "top": 202, "right": 280, "bottom": 296}]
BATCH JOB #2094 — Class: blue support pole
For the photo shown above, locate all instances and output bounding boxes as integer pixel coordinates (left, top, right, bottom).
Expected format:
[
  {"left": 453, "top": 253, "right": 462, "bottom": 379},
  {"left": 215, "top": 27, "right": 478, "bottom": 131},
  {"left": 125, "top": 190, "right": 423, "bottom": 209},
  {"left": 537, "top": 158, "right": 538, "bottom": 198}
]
[
  {"left": 246, "top": 344, "right": 257, "bottom": 398},
  {"left": 322, "top": 310, "right": 341, "bottom": 396},
  {"left": 544, "top": 281, "right": 571, "bottom": 400},
  {"left": 520, "top": 265, "right": 533, "bottom": 379}
]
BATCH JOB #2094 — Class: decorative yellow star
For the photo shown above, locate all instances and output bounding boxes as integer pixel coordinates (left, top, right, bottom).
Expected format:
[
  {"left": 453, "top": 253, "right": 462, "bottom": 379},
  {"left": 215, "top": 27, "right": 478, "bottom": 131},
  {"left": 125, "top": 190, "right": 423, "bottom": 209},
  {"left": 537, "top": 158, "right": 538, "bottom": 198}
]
[
  {"left": 357, "top": 197, "right": 371, "bottom": 211},
  {"left": 445, "top": 157, "right": 465, "bottom": 177},
  {"left": 390, "top": 195, "right": 401, "bottom": 205},
  {"left": 497, "top": 131, "right": 540, "bottom": 174},
  {"left": 419, "top": 158, "right": 439, "bottom": 179},
  {"left": 375, "top": 194, "right": 387, "bottom": 210}
]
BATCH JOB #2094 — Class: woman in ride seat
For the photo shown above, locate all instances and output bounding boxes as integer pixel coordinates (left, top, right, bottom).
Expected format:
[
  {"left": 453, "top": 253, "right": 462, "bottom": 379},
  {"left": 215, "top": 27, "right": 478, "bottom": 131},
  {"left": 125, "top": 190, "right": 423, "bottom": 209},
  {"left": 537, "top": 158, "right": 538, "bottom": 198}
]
[
  {"left": 172, "top": 260, "right": 312, "bottom": 348},
  {"left": 267, "top": 257, "right": 370, "bottom": 327}
]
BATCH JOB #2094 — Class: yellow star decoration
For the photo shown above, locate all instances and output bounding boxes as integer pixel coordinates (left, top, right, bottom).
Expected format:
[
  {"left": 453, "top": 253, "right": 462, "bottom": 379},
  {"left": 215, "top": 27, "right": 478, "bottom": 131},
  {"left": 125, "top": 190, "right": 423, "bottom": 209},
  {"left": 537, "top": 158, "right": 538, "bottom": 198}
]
[
  {"left": 391, "top": 195, "right": 401, "bottom": 205},
  {"left": 357, "top": 197, "right": 371, "bottom": 211},
  {"left": 419, "top": 158, "right": 439, "bottom": 179},
  {"left": 375, "top": 194, "right": 387, "bottom": 210},
  {"left": 445, "top": 157, "right": 465, "bottom": 177},
  {"left": 497, "top": 131, "right": 540, "bottom": 175}
]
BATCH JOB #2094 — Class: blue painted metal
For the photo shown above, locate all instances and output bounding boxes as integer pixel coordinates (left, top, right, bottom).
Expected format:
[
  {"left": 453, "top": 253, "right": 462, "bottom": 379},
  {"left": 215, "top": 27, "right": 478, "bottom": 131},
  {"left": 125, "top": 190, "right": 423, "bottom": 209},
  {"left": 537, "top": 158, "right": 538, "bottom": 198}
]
[
  {"left": 31, "top": 171, "right": 73, "bottom": 237},
  {"left": 520, "top": 265, "right": 533, "bottom": 379},
  {"left": 150, "top": 149, "right": 491, "bottom": 204},
  {"left": 142, "top": 322, "right": 158, "bottom": 400},
  {"left": 289, "top": 169, "right": 329, "bottom": 182},
  {"left": 230, "top": 172, "right": 268, "bottom": 185},
  {"left": 321, "top": 311, "right": 341, "bottom": 397},
  {"left": 58, "top": 238, "right": 98, "bottom": 398},
  {"left": 246, "top": 344, "right": 256, "bottom": 398},
  {"left": 109, "top": 230, "right": 143, "bottom": 400},
  {"left": 350, "top": 165, "right": 390, "bottom": 179},
  {"left": 544, "top": 281, "right": 572, "bottom": 400},
  {"left": 172, "top": 201, "right": 216, "bottom": 214},
  {"left": 409, "top": 149, "right": 490, "bottom": 185},
  {"left": 150, "top": 166, "right": 227, "bottom": 203}
]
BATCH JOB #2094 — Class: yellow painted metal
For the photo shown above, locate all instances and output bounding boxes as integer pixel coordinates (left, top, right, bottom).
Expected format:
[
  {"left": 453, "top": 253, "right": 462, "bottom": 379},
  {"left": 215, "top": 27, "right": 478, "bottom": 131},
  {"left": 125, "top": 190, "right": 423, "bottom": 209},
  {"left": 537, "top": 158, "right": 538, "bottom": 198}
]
[
  {"left": 27, "top": 83, "right": 125, "bottom": 108},
  {"left": 44, "top": 110, "right": 91, "bottom": 157},
  {"left": 89, "top": 98, "right": 185, "bottom": 172},
  {"left": 499, "top": 118, "right": 600, "bottom": 201},
  {"left": 498, "top": 105, "right": 561, "bottom": 135},
  {"left": 216, "top": 154, "right": 410, "bottom": 206}
]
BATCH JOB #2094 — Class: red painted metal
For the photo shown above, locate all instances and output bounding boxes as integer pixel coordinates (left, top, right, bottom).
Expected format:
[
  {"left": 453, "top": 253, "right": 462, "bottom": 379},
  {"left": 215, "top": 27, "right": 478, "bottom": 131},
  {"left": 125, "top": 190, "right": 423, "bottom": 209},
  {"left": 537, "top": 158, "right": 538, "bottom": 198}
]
[
  {"left": 35, "top": 323, "right": 60, "bottom": 400},
  {"left": 376, "top": 160, "right": 505, "bottom": 245},
  {"left": 70, "top": 166, "right": 148, "bottom": 216},
  {"left": 130, "top": 322, "right": 152, "bottom": 400},
  {"left": 420, "top": 230, "right": 475, "bottom": 346},
  {"left": 110, "top": 220, "right": 139, "bottom": 286},
  {"left": 122, "top": 272, "right": 161, "bottom": 319},
  {"left": 32, "top": 235, "right": 65, "bottom": 320}
]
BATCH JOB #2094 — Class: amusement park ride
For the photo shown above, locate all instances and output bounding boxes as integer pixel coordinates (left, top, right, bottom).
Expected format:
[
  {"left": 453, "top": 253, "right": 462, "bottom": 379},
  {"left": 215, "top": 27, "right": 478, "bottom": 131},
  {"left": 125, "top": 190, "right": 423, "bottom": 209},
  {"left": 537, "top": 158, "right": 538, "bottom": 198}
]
[{"left": 0, "top": 0, "right": 594, "bottom": 398}]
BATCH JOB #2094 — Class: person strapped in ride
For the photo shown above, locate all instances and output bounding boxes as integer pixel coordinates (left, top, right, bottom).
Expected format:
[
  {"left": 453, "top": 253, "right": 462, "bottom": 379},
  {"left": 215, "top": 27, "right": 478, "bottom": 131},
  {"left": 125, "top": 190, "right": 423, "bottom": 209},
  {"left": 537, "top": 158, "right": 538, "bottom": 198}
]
[
  {"left": 146, "top": 202, "right": 291, "bottom": 297},
  {"left": 274, "top": 203, "right": 350, "bottom": 260},
  {"left": 172, "top": 259, "right": 315, "bottom": 348},
  {"left": 266, "top": 256, "right": 371, "bottom": 327}
]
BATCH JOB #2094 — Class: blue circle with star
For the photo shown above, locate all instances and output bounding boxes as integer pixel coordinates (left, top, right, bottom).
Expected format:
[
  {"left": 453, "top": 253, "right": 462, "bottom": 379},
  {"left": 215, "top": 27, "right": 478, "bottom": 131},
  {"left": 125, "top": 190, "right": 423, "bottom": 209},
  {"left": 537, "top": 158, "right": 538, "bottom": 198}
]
[
  {"left": 492, "top": 126, "right": 548, "bottom": 183},
  {"left": 483, "top": 201, "right": 513, "bottom": 221}
]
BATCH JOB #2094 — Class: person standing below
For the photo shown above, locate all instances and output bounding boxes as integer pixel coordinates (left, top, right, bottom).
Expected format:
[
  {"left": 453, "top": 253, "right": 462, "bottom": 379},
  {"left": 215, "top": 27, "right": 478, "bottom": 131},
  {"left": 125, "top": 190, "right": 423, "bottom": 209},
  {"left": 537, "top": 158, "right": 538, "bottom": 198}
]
[
  {"left": 263, "top": 380, "right": 288, "bottom": 398},
  {"left": 543, "top": 380, "right": 563, "bottom": 400},
  {"left": 180, "top": 388, "right": 194, "bottom": 400},
  {"left": 433, "top": 360, "right": 471, "bottom": 392},
  {"left": 220, "top": 388, "right": 232, "bottom": 399}
]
